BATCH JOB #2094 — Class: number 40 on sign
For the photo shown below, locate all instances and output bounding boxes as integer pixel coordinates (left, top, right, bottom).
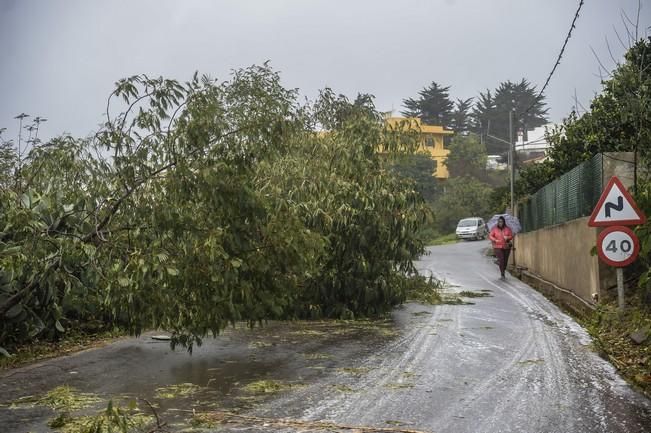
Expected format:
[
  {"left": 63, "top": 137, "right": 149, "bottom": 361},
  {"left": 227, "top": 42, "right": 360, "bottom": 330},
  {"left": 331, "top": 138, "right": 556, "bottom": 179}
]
[{"left": 597, "top": 226, "right": 640, "bottom": 267}]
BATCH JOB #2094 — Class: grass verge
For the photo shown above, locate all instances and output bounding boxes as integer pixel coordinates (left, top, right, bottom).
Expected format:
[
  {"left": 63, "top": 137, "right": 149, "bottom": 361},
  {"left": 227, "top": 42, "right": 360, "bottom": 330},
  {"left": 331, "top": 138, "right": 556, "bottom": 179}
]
[{"left": 428, "top": 233, "right": 459, "bottom": 246}]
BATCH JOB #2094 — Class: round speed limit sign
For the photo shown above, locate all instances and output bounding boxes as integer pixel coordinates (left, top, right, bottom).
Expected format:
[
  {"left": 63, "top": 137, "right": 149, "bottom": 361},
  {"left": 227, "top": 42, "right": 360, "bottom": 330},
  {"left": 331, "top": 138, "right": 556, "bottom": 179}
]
[{"left": 597, "top": 226, "right": 640, "bottom": 267}]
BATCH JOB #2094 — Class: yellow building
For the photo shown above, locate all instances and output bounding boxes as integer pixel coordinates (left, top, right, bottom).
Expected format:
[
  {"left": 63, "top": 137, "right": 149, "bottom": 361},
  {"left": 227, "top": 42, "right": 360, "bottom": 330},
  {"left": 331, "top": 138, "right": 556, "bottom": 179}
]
[{"left": 384, "top": 116, "right": 454, "bottom": 179}]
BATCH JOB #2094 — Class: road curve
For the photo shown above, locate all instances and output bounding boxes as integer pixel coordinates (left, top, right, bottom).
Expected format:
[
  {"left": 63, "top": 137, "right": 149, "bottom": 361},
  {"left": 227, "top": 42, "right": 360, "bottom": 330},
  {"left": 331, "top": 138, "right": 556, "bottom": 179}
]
[{"left": 257, "top": 241, "right": 651, "bottom": 433}]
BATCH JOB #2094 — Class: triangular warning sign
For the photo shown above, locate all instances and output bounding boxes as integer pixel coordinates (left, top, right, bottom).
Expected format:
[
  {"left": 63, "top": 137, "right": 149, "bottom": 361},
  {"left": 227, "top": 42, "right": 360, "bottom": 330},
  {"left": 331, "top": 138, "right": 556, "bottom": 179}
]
[{"left": 588, "top": 176, "right": 646, "bottom": 227}]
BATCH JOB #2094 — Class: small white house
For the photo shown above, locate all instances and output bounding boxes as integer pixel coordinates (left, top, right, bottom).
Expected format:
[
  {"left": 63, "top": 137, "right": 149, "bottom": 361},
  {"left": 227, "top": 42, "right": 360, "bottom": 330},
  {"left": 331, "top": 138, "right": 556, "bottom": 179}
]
[{"left": 515, "top": 124, "right": 553, "bottom": 164}]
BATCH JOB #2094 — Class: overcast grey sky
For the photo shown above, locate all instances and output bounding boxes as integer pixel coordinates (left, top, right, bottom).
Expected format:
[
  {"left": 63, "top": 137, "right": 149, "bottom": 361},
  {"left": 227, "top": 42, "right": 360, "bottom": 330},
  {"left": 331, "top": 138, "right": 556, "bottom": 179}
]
[{"left": 1, "top": 0, "right": 649, "bottom": 143}]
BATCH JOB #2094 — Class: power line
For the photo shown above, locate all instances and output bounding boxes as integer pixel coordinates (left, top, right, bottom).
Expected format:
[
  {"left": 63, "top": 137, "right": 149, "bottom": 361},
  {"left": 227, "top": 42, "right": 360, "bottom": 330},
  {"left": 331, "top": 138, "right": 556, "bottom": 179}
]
[{"left": 520, "top": 0, "right": 585, "bottom": 117}]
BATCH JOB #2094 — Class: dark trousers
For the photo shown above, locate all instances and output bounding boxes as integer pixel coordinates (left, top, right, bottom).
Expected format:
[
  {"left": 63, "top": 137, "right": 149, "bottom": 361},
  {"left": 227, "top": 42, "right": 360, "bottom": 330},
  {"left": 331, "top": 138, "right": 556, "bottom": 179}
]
[{"left": 494, "top": 248, "right": 511, "bottom": 275}]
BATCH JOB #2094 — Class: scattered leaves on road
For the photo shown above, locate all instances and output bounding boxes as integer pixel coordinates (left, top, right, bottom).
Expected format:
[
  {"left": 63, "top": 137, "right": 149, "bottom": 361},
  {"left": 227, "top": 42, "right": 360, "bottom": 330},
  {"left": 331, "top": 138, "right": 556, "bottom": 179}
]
[
  {"left": 412, "top": 311, "right": 432, "bottom": 317},
  {"left": 243, "top": 379, "right": 296, "bottom": 394},
  {"left": 338, "top": 367, "right": 372, "bottom": 375},
  {"left": 48, "top": 400, "right": 153, "bottom": 433},
  {"left": 384, "top": 382, "right": 415, "bottom": 390},
  {"left": 191, "top": 410, "right": 432, "bottom": 433},
  {"left": 459, "top": 290, "right": 493, "bottom": 298},
  {"left": 154, "top": 383, "right": 201, "bottom": 399},
  {"left": 332, "top": 384, "right": 356, "bottom": 393},
  {"left": 517, "top": 359, "right": 545, "bottom": 366},
  {"left": 10, "top": 385, "right": 101, "bottom": 411},
  {"left": 303, "top": 352, "right": 333, "bottom": 360}
]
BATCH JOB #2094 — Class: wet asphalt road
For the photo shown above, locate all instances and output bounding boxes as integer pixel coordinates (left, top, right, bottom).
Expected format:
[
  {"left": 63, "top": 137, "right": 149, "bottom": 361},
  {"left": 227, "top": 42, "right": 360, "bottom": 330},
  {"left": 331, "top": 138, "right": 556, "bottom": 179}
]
[{"left": 1, "top": 241, "right": 650, "bottom": 432}]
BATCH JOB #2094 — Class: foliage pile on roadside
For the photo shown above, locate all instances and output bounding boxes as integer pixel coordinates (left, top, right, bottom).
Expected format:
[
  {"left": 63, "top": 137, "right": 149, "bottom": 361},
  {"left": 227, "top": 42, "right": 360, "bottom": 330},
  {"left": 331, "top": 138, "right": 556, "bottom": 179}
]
[
  {"left": 403, "top": 274, "right": 444, "bottom": 305},
  {"left": 47, "top": 400, "right": 154, "bottom": 433},
  {"left": 12, "top": 385, "right": 101, "bottom": 411},
  {"left": 0, "top": 65, "right": 430, "bottom": 352},
  {"left": 587, "top": 298, "right": 651, "bottom": 396}
]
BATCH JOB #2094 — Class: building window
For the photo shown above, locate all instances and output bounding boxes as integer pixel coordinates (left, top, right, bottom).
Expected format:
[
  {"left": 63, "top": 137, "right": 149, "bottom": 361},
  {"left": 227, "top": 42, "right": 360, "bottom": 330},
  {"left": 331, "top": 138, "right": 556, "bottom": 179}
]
[
  {"left": 432, "top": 159, "right": 438, "bottom": 174},
  {"left": 425, "top": 136, "right": 434, "bottom": 147}
]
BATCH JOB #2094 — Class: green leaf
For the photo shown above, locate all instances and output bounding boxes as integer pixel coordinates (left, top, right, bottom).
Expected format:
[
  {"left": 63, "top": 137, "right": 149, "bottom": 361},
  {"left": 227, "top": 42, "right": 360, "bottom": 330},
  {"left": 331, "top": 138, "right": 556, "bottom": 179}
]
[
  {"left": 0, "top": 347, "right": 10, "bottom": 357},
  {"left": 55, "top": 320, "right": 65, "bottom": 333},
  {"left": 20, "top": 192, "right": 31, "bottom": 208},
  {"left": 166, "top": 267, "right": 179, "bottom": 276},
  {"left": 117, "top": 277, "right": 130, "bottom": 287},
  {"left": 5, "top": 304, "right": 22, "bottom": 319},
  {"left": 0, "top": 246, "right": 21, "bottom": 257},
  {"left": 82, "top": 243, "right": 96, "bottom": 257}
]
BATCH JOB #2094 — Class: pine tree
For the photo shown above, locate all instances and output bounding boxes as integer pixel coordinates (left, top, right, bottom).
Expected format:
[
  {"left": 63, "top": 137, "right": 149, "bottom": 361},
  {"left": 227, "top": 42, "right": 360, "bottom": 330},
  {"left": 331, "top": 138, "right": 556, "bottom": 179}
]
[
  {"left": 471, "top": 79, "right": 548, "bottom": 155},
  {"left": 401, "top": 82, "right": 454, "bottom": 126},
  {"left": 450, "top": 97, "right": 473, "bottom": 133}
]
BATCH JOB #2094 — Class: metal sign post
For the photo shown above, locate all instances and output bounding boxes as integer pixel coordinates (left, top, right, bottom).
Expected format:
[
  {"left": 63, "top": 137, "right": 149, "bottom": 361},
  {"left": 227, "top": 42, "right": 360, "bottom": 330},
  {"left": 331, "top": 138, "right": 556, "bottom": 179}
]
[{"left": 616, "top": 268, "right": 624, "bottom": 311}]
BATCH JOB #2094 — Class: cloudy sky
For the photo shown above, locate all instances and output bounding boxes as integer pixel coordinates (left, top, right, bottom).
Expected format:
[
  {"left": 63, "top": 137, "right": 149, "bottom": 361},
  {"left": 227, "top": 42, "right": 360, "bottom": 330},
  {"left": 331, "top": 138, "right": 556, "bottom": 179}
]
[{"left": 1, "top": 0, "right": 649, "bottom": 143}]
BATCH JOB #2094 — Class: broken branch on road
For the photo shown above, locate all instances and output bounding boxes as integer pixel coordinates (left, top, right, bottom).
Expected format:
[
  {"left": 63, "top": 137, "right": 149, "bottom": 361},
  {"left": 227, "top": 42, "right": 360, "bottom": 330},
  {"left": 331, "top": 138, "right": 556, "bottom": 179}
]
[{"left": 194, "top": 410, "right": 433, "bottom": 433}]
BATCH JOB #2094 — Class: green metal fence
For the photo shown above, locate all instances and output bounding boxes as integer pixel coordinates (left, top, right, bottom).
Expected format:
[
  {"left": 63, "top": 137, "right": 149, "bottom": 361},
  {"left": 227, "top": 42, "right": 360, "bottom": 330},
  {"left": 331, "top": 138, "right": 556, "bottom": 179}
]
[{"left": 518, "top": 154, "right": 603, "bottom": 232}]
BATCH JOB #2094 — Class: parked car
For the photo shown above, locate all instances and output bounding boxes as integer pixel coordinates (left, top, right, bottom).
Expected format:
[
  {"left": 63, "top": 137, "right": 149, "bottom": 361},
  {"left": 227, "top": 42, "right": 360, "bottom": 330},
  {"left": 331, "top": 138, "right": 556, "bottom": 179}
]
[{"left": 455, "top": 217, "right": 488, "bottom": 241}]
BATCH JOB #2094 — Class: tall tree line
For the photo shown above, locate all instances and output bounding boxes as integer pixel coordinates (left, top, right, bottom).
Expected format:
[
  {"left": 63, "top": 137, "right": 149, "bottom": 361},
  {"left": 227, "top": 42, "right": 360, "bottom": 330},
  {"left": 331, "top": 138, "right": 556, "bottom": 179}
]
[{"left": 401, "top": 79, "right": 548, "bottom": 155}]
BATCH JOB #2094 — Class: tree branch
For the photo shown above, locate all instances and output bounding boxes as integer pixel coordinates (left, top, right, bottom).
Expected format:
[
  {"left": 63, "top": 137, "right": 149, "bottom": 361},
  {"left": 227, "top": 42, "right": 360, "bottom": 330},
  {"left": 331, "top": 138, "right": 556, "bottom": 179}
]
[
  {"left": 83, "top": 126, "right": 247, "bottom": 243},
  {"left": 0, "top": 259, "right": 58, "bottom": 317},
  {"left": 590, "top": 46, "right": 613, "bottom": 80}
]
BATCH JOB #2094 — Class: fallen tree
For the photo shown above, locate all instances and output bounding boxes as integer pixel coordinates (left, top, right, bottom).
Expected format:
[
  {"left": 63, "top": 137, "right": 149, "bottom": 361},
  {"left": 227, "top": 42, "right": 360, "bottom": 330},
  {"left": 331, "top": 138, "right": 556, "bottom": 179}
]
[{"left": 0, "top": 65, "right": 431, "bottom": 353}]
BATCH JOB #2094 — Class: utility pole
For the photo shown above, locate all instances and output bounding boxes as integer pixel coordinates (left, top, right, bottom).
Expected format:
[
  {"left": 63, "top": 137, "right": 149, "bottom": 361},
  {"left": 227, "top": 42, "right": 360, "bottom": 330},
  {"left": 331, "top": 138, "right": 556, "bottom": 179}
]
[
  {"left": 509, "top": 110, "right": 514, "bottom": 214},
  {"left": 486, "top": 112, "right": 516, "bottom": 214}
]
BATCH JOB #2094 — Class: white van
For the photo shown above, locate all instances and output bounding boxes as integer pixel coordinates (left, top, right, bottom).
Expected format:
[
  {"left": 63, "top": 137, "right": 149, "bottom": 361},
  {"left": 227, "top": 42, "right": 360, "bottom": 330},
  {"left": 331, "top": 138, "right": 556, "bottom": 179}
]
[{"left": 455, "top": 217, "right": 488, "bottom": 241}]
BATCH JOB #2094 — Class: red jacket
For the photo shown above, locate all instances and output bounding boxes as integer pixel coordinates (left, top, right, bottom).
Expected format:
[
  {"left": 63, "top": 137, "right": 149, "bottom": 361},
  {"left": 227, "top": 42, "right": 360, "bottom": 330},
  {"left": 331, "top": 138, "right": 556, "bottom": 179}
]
[{"left": 489, "top": 226, "right": 513, "bottom": 249}]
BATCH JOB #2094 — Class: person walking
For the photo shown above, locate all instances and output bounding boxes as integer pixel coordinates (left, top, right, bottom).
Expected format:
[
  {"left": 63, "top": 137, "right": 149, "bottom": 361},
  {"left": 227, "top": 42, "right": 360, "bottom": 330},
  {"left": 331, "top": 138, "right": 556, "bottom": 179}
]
[{"left": 489, "top": 216, "right": 513, "bottom": 279}]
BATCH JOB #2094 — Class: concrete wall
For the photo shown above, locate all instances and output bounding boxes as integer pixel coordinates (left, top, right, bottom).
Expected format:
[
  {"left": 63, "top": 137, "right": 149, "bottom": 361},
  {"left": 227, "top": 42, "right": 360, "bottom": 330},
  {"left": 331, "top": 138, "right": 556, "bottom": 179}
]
[
  {"left": 513, "top": 217, "right": 601, "bottom": 304},
  {"left": 513, "top": 152, "right": 637, "bottom": 306},
  {"left": 602, "top": 152, "right": 638, "bottom": 188}
]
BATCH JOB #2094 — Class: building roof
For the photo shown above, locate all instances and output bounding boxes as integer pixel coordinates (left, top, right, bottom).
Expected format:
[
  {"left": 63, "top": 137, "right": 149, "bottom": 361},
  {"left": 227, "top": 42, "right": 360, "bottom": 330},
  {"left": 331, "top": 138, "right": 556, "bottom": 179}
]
[
  {"left": 384, "top": 116, "right": 454, "bottom": 135},
  {"left": 421, "top": 124, "right": 454, "bottom": 135}
]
